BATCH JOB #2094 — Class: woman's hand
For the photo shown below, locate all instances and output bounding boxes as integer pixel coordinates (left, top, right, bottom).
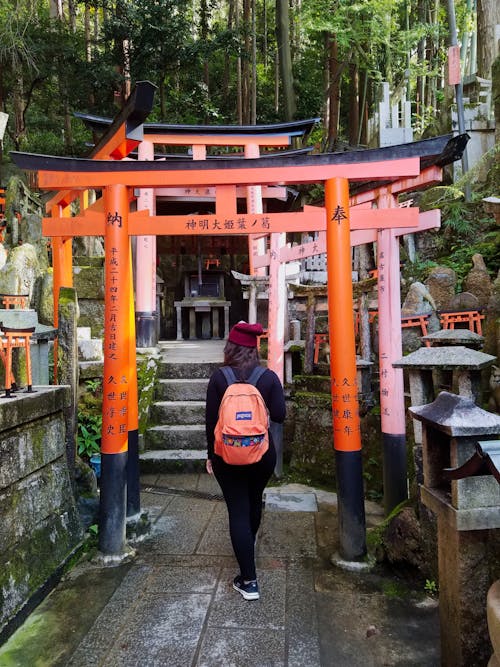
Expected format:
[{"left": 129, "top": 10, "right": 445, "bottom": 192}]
[{"left": 206, "top": 458, "right": 213, "bottom": 475}]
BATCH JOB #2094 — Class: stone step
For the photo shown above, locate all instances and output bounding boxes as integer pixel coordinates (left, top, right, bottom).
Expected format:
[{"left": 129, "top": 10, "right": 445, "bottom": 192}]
[
  {"left": 150, "top": 400, "right": 205, "bottom": 425},
  {"left": 158, "top": 361, "right": 219, "bottom": 380},
  {"left": 143, "top": 424, "right": 206, "bottom": 451},
  {"left": 156, "top": 378, "right": 208, "bottom": 401},
  {"left": 140, "top": 449, "right": 206, "bottom": 473}
]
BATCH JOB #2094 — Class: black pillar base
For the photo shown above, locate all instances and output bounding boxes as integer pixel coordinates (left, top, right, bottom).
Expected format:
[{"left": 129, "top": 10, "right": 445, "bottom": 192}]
[
  {"left": 99, "top": 452, "right": 128, "bottom": 556},
  {"left": 136, "top": 312, "right": 158, "bottom": 348},
  {"left": 382, "top": 432, "right": 408, "bottom": 515},
  {"left": 127, "top": 429, "right": 140, "bottom": 517},
  {"left": 335, "top": 449, "right": 366, "bottom": 560}
]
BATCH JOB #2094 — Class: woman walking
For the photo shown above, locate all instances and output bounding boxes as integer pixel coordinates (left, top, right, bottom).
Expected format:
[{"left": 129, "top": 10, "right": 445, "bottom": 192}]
[{"left": 205, "top": 321, "right": 286, "bottom": 600}]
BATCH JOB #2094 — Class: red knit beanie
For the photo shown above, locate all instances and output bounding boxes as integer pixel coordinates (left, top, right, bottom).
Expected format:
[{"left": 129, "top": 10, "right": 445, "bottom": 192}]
[{"left": 227, "top": 321, "right": 264, "bottom": 347}]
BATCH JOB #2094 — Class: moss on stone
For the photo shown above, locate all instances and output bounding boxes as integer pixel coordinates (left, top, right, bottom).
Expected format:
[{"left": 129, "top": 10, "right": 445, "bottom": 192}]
[{"left": 137, "top": 354, "right": 160, "bottom": 434}]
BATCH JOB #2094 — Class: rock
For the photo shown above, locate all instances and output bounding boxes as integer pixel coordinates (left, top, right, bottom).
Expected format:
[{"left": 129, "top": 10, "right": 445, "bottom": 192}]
[
  {"left": 463, "top": 253, "right": 493, "bottom": 308},
  {"left": 401, "top": 282, "right": 436, "bottom": 315},
  {"left": 449, "top": 291, "right": 480, "bottom": 311},
  {"left": 366, "top": 625, "right": 380, "bottom": 638},
  {"left": 0, "top": 244, "right": 7, "bottom": 270},
  {"left": 382, "top": 506, "right": 427, "bottom": 572},
  {"left": 0, "top": 243, "right": 41, "bottom": 300},
  {"left": 425, "top": 266, "right": 457, "bottom": 310},
  {"left": 38, "top": 269, "right": 54, "bottom": 325}
]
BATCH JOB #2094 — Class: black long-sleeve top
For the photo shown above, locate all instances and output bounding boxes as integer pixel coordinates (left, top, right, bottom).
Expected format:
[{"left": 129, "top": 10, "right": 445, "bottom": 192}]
[{"left": 205, "top": 365, "right": 286, "bottom": 459}]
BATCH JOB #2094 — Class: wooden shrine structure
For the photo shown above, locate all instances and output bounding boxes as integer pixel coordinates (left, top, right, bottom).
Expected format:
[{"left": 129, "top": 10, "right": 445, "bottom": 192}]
[{"left": 11, "top": 81, "right": 469, "bottom": 559}]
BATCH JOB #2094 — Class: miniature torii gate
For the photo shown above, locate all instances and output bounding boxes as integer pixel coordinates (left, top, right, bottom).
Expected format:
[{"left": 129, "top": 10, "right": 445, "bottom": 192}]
[{"left": 11, "top": 84, "right": 468, "bottom": 561}]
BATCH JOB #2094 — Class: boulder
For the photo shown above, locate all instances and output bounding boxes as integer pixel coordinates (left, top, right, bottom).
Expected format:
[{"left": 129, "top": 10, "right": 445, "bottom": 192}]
[
  {"left": 425, "top": 266, "right": 457, "bottom": 310},
  {"left": 449, "top": 291, "right": 480, "bottom": 311},
  {"left": 463, "top": 253, "right": 493, "bottom": 308},
  {"left": 0, "top": 243, "right": 41, "bottom": 301}
]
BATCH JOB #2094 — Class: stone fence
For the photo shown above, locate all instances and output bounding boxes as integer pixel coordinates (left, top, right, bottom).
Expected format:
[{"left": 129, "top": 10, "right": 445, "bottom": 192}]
[{"left": 0, "top": 386, "right": 82, "bottom": 639}]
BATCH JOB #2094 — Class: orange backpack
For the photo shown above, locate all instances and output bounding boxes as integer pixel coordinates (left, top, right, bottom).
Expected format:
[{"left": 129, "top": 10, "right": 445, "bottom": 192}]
[{"left": 214, "top": 366, "right": 269, "bottom": 465}]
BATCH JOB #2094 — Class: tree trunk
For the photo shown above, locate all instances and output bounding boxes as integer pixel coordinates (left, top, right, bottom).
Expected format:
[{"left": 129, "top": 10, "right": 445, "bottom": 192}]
[
  {"left": 63, "top": 98, "right": 73, "bottom": 151},
  {"left": 327, "top": 34, "right": 340, "bottom": 149},
  {"left": 275, "top": 0, "right": 296, "bottom": 121},
  {"left": 476, "top": 0, "right": 500, "bottom": 79},
  {"left": 358, "top": 68, "right": 369, "bottom": 145},
  {"left": 68, "top": 0, "right": 77, "bottom": 32},
  {"left": 223, "top": 0, "right": 237, "bottom": 108},
  {"left": 200, "top": 0, "right": 210, "bottom": 99},
  {"left": 159, "top": 79, "right": 166, "bottom": 119},
  {"left": 251, "top": 0, "right": 257, "bottom": 123},
  {"left": 416, "top": 0, "right": 426, "bottom": 120},
  {"left": 242, "top": 0, "right": 251, "bottom": 123},
  {"left": 84, "top": 2, "right": 91, "bottom": 61},
  {"left": 348, "top": 61, "right": 359, "bottom": 145},
  {"left": 13, "top": 75, "right": 25, "bottom": 151}
]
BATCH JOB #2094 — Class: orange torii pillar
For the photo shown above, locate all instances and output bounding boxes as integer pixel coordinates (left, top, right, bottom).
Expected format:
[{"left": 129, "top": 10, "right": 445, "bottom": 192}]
[
  {"left": 135, "top": 140, "right": 157, "bottom": 347},
  {"left": 325, "top": 177, "right": 366, "bottom": 560},
  {"left": 376, "top": 190, "right": 408, "bottom": 513},
  {"left": 100, "top": 183, "right": 130, "bottom": 556}
]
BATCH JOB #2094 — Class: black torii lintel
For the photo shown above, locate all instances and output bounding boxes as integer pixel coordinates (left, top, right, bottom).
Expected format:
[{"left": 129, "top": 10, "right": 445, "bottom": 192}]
[
  {"left": 10, "top": 133, "right": 469, "bottom": 177},
  {"left": 74, "top": 113, "right": 321, "bottom": 141}
]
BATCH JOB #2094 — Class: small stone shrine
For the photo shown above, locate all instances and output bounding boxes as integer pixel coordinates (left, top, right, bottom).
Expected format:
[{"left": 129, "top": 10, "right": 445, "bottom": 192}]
[{"left": 174, "top": 271, "right": 230, "bottom": 340}]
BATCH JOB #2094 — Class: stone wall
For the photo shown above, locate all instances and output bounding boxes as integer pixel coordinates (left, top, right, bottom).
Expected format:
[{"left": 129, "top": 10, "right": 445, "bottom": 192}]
[
  {"left": 286, "top": 377, "right": 384, "bottom": 498},
  {"left": 73, "top": 259, "right": 105, "bottom": 338},
  {"left": 0, "top": 387, "right": 83, "bottom": 637}
]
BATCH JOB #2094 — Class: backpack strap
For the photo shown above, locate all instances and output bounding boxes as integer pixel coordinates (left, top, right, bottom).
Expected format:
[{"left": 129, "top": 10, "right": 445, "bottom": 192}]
[
  {"left": 220, "top": 366, "right": 237, "bottom": 386},
  {"left": 246, "top": 365, "right": 266, "bottom": 387},
  {"left": 220, "top": 365, "right": 266, "bottom": 387}
]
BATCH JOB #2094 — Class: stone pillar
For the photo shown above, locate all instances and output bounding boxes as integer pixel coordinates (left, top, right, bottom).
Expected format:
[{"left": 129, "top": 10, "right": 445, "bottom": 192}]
[
  {"left": 57, "top": 286, "right": 79, "bottom": 481},
  {"left": 487, "top": 580, "right": 500, "bottom": 667}
]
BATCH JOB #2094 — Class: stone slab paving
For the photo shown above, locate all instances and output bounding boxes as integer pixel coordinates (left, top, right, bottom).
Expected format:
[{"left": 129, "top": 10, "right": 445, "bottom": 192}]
[{"left": 0, "top": 472, "right": 440, "bottom": 667}]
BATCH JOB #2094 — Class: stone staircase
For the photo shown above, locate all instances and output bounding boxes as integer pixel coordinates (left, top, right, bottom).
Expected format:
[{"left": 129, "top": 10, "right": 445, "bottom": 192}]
[{"left": 140, "top": 355, "right": 221, "bottom": 472}]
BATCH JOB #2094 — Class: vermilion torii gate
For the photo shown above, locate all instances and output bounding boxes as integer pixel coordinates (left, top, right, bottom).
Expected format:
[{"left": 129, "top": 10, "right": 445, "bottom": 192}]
[{"left": 11, "top": 84, "right": 468, "bottom": 560}]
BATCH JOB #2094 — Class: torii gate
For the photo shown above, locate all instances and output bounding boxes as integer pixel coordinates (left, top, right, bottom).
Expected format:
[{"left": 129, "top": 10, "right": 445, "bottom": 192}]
[
  {"left": 11, "top": 85, "right": 468, "bottom": 561},
  {"left": 250, "top": 167, "right": 445, "bottom": 513}
]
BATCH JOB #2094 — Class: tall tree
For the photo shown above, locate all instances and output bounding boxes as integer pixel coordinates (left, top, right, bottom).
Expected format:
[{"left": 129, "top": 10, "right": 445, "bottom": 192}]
[
  {"left": 275, "top": 0, "right": 296, "bottom": 120},
  {"left": 476, "top": 0, "right": 500, "bottom": 79}
]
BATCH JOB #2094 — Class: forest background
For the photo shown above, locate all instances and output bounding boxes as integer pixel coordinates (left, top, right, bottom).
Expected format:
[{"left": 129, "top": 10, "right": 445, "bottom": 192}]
[
  {"left": 0, "top": 0, "right": 499, "bottom": 282},
  {"left": 0, "top": 0, "right": 498, "bottom": 154}
]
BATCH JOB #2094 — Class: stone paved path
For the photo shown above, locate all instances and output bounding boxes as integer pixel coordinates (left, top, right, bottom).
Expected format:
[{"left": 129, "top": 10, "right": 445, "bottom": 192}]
[{"left": 0, "top": 474, "right": 440, "bottom": 666}]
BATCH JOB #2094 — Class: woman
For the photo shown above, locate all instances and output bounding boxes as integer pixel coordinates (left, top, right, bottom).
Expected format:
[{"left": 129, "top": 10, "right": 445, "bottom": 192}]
[{"left": 205, "top": 321, "right": 286, "bottom": 600}]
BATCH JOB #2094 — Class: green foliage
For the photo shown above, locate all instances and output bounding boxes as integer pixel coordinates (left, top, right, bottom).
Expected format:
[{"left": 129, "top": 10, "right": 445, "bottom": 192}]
[
  {"left": 424, "top": 579, "right": 438, "bottom": 596},
  {"left": 401, "top": 257, "right": 438, "bottom": 288},
  {"left": 0, "top": 0, "right": 479, "bottom": 153},
  {"left": 137, "top": 356, "right": 159, "bottom": 434},
  {"left": 419, "top": 185, "right": 471, "bottom": 235},
  {"left": 439, "top": 235, "right": 500, "bottom": 290},
  {"left": 85, "top": 378, "right": 102, "bottom": 394},
  {"left": 77, "top": 413, "right": 102, "bottom": 460}
]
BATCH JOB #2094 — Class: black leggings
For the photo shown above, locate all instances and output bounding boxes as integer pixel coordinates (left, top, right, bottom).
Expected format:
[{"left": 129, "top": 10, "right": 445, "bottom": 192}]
[{"left": 212, "top": 444, "right": 276, "bottom": 581}]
